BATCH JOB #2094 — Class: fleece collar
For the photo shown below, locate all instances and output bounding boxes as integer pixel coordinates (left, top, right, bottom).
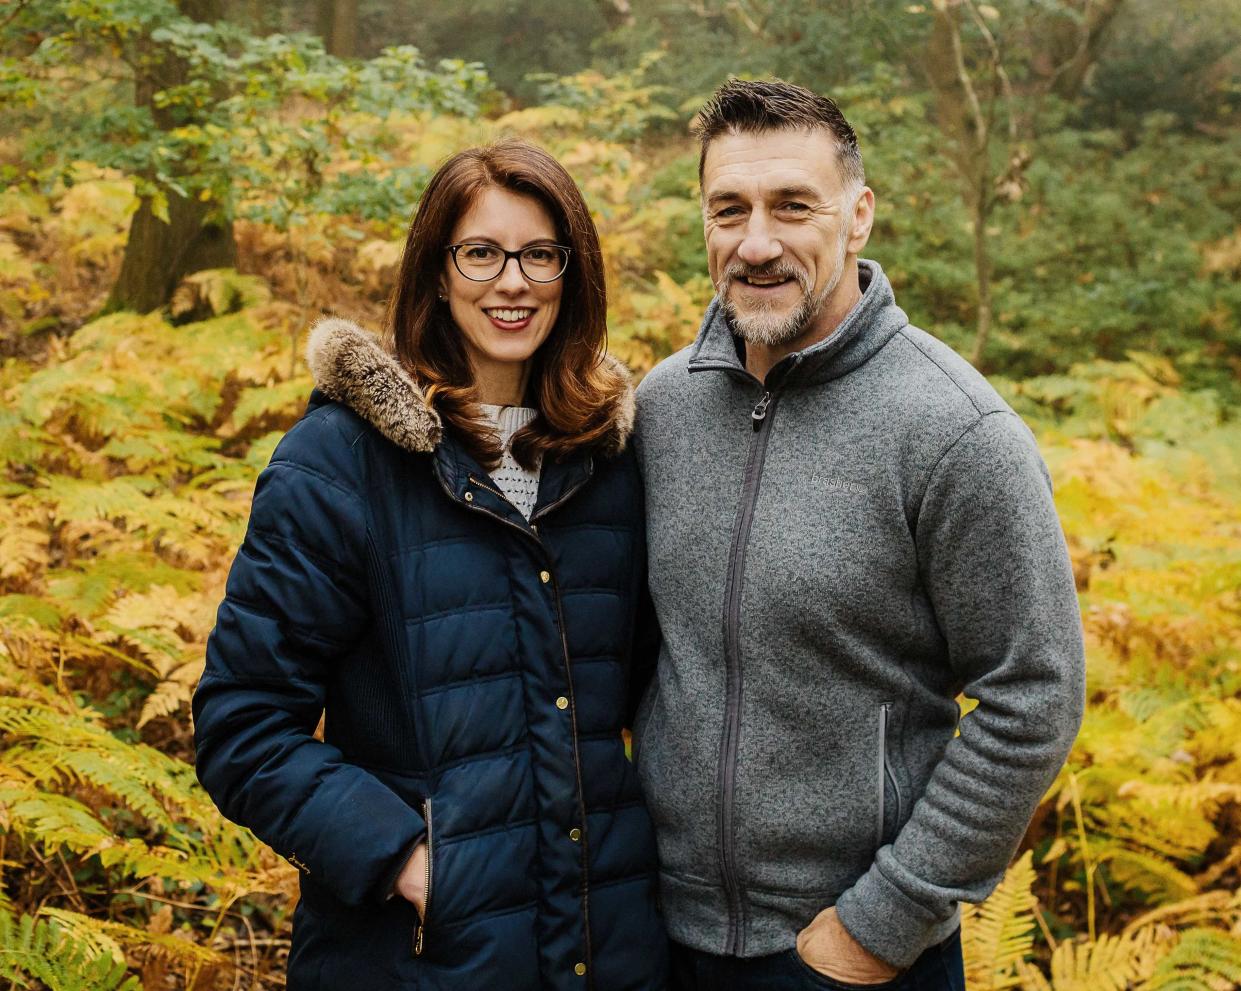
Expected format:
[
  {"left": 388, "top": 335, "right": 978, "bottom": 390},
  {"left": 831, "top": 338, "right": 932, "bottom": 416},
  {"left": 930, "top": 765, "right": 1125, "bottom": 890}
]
[
  {"left": 304, "top": 317, "right": 636, "bottom": 457},
  {"left": 686, "top": 258, "right": 910, "bottom": 387}
]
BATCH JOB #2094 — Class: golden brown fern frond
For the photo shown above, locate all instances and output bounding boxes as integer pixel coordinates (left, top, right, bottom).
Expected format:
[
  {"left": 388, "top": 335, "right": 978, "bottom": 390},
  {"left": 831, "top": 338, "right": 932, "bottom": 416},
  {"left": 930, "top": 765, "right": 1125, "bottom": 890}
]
[{"left": 963, "top": 850, "right": 1040, "bottom": 991}]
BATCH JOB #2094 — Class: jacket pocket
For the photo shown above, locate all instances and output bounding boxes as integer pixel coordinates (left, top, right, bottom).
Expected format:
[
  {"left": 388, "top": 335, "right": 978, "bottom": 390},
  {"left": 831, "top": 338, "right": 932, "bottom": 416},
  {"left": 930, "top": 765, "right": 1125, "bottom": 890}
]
[
  {"left": 413, "top": 797, "right": 435, "bottom": 956},
  {"left": 875, "top": 703, "right": 903, "bottom": 849}
]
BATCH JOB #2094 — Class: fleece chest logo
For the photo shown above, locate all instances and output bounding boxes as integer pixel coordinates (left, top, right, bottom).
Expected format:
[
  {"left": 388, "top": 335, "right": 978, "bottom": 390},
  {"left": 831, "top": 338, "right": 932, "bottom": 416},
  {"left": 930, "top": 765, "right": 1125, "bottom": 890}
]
[{"left": 809, "top": 474, "right": 868, "bottom": 495}]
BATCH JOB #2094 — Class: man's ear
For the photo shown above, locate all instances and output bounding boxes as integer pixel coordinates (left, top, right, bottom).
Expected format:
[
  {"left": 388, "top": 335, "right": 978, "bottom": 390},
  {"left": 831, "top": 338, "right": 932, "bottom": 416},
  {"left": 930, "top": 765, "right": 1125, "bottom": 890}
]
[{"left": 848, "top": 186, "right": 876, "bottom": 255}]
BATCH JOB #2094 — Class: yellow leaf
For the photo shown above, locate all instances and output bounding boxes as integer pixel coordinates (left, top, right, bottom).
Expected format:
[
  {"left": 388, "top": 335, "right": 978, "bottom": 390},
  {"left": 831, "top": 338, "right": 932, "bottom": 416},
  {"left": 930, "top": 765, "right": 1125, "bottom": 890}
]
[{"left": 150, "top": 190, "right": 170, "bottom": 224}]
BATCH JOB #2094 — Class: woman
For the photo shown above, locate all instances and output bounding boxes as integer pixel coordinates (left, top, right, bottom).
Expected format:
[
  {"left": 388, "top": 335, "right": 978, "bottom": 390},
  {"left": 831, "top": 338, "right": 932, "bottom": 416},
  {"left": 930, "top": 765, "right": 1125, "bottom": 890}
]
[{"left": 193, "top": 139, "right": 668, "bottom": 990}]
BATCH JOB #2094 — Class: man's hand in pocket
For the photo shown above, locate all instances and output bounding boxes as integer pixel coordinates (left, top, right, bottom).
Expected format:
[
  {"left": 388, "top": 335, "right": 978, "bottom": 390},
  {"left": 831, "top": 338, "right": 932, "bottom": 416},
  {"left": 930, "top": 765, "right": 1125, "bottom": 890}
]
[{"left": 796, "top": 906, "right": 901, "bottom": 985}]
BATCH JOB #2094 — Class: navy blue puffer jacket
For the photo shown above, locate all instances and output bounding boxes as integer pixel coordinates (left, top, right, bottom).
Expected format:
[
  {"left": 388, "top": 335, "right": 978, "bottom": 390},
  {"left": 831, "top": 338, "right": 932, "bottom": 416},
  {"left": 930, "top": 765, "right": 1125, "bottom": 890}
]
[{"left": 193, "top": 318, "right": 668, "bottom": 990}]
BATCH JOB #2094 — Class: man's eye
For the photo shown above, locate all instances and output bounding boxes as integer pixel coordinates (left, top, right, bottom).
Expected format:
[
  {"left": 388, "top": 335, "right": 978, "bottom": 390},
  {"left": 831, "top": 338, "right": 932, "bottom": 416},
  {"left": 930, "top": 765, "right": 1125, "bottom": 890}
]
[
  {"left": 715, "top": 207, "right": 743, "bottom": 218},
  {"left": 781, "top": 202, "right": 809, "bottom": 212}
]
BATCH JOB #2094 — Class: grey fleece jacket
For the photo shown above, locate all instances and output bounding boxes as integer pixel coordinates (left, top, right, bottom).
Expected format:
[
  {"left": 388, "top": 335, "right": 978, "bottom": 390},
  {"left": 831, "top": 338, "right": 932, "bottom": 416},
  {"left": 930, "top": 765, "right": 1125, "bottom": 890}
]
[{"left": 631, "top": 259, "right": 1085, "bottom": 968}]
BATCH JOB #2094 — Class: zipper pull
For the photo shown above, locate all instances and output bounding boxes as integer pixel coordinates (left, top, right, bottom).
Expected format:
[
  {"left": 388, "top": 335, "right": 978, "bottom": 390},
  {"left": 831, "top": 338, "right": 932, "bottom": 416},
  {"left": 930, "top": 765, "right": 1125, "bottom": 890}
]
[{"left": 752, "top": 391, "right": 772, "bottom": 430}]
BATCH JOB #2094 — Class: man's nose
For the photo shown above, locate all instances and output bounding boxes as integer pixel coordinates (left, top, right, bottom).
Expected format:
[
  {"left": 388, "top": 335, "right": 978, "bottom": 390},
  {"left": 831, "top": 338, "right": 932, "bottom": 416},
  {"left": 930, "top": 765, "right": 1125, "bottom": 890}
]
[
  {"left": 736, "top": 215, "right": 783, "bottom": 267},
  {"left": 494, "top": 255, "right": 529, "bottom": 293}
]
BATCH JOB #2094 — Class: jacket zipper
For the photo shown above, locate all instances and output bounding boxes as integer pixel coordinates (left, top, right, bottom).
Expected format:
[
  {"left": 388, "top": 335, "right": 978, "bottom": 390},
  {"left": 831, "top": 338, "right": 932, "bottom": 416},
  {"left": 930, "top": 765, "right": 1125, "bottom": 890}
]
[
  {"left": 431, "top": 466, "right": 595, "bottom": 980},
  {"left": 413, "top": 798, "right": 434, "bottom": 955},
  {"left": 545, "top": 566, "right": 594, "bottom": 984},
  {"left": 718, "top": 387, "right": 780, "bottom": 956},
  {"left": 468, "top": 474, "right": 508, "bottom": 502},
  {"left": 876, "top": 703, "right": 901, "bottom": 848}
]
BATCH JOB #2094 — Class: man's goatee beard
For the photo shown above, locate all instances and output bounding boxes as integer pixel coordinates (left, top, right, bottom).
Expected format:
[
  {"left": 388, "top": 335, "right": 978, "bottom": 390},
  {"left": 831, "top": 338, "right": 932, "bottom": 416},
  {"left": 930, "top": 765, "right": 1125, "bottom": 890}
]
[{"left": 722, "top": 262, "right": 840, "bottom": 348}]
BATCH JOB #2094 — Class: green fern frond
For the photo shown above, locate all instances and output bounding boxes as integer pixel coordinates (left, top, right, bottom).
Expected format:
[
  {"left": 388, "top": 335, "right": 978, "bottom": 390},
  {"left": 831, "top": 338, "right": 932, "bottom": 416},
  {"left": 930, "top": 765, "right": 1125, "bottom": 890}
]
[
  {"left": 1141, "top": 928, "right": 1241, "bottom": 991},
  {"left": 40, "top": 907, "right": 227, "bottom": 968},
  {"left": 38, "top": 477, "right": 159, "bottom": 527},
  {"left": 1098, "top": 846, "right": 1199, "bottom": 902},
  {"left": 99, "top": 430, "right": 222, "bottom": 477},
  {"left": 226, "top": 377, "right": 310, "bottom": 436},
  {"left": 0, "top": 782, "right": 114, "bottom": 851},
  {"left": 0, "top": 906, "right": 142, "bottom": 991},
  {"left": 0, "top": 697, "right": 211, "bottom": 829}
]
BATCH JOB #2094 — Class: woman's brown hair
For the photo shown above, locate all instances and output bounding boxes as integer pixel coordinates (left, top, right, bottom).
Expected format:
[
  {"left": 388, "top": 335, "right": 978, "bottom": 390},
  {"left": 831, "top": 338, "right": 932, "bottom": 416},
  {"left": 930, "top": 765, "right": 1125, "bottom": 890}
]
[{"left": 384, "top": 138, "right": 626, "bottom": 469}]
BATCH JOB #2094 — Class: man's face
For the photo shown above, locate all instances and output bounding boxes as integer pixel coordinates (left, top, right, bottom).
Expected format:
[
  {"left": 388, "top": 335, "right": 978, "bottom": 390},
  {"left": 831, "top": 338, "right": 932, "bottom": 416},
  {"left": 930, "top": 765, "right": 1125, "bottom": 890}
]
[{"left": 701, "top": 128, "right": 872, "bottom": 347}]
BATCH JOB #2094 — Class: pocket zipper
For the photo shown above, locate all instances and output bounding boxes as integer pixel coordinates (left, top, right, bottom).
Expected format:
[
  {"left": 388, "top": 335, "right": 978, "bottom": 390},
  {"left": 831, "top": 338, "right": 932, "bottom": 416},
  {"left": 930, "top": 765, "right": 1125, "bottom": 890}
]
[
  {"left": 877, "top": 702, "right": 900, "bottom": 848},
  {"left": 413, "top": 798, "right": 434, "bottom": 956}
]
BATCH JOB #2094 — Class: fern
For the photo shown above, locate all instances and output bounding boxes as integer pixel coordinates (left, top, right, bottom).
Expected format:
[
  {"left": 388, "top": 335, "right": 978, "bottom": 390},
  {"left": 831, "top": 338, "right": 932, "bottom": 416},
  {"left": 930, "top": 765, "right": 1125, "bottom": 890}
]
[
  {"left": 1031, "top": 928, "right": 1158, "bottom": 991},
  {"left": 0, "top": 694, "right": 285, "bottom": 894},
  {"left": 0, "top": 907, "right": 142, "bottom": 991},
  {"left": 963, "top": 850, "right": 1039, "bottom": 991},
  {"left": 1142, "top": 929, "right": 1241, "bottom": 991},
  {"left": 40, "top": 907, "right": 228, "bottom": 969}
]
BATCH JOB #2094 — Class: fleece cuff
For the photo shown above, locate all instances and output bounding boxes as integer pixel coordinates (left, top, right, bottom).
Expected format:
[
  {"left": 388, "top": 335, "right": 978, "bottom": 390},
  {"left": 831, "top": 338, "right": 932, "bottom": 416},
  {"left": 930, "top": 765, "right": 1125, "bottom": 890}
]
[{"left": 833, "top": 863, "right": 948, "bottom": 970}]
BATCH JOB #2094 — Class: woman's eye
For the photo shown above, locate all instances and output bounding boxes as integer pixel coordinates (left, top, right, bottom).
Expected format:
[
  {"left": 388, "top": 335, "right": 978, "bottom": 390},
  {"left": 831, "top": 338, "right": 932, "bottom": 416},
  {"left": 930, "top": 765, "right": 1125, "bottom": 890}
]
[
  {"left": 525, "top": 248, "right": 553, "bottom": 262},
  {"left": 464, "top": 245, "right": 499, "bottom": 260}
]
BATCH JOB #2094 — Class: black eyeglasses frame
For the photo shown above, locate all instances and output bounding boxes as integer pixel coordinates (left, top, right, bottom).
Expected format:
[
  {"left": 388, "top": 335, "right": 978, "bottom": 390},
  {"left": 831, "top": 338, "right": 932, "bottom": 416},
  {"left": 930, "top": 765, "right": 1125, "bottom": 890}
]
[{"left": 445, "top": 242, "right": 573, "bottom": 284}]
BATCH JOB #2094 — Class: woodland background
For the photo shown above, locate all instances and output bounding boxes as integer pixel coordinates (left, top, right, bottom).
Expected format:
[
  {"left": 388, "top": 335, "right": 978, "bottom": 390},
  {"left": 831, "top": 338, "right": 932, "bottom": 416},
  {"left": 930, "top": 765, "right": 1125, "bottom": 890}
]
[{"left": 1, "top": 0, "right": 1239, "bottom": 988}]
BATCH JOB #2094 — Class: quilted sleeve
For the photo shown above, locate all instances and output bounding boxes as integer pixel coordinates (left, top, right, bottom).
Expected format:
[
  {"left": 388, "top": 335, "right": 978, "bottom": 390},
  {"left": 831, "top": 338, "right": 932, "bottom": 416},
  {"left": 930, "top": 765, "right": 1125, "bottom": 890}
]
[{"left": 192, "top": 410, "right": 425, "bottom": 906}]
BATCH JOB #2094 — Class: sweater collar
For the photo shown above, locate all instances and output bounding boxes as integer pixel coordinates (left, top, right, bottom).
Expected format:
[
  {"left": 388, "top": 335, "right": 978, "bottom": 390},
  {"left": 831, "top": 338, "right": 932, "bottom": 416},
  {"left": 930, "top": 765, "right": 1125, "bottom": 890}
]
[{"left": 686, "top": 258, "right": 908, "bottom": 387}]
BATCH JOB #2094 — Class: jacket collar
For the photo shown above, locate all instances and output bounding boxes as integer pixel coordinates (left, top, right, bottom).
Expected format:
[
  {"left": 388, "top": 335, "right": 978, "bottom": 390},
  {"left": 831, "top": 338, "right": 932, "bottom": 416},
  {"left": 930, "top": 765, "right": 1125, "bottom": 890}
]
[
  {"left": 304, "top": 316, "right": 626, "bottom": 530},
  {"left": 305, "top": 316, "right": 635, "bottom": 456},
  {"left": 686, "top": 258, "right": 909, "bottom": 388}
]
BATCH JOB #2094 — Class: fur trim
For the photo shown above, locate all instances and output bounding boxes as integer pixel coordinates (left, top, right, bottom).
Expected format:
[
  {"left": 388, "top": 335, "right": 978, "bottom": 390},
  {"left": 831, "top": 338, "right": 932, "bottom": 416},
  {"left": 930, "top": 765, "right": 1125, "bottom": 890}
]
[
  {"left": 596, "top": 352, "right": 636, "bottom": 457},
  {"left": 305, "top": 316, "right": 636, "bottom": 456},
  {"left": 306, "top": 317, "right": 442, "bottom": 453}
]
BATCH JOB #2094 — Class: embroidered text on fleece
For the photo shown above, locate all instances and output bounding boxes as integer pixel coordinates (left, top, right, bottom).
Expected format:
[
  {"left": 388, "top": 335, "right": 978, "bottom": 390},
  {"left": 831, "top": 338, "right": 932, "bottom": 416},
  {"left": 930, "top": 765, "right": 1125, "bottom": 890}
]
[{"left": 632, "top": 259, "right": 1085, "bottom": 969}]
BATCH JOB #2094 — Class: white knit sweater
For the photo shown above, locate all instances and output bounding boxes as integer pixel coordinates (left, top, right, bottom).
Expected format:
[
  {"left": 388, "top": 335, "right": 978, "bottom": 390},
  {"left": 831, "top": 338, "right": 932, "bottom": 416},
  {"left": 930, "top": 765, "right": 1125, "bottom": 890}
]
[{"left": 479, "top": 404, "right": 541, "bottom": 520}]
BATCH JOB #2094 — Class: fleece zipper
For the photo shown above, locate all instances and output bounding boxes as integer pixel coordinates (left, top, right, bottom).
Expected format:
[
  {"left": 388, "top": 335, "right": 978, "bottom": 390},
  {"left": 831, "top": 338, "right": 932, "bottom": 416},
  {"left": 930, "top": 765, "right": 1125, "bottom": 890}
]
[{"left": 717, "top": 386, "right": 781, "bottom": 956}]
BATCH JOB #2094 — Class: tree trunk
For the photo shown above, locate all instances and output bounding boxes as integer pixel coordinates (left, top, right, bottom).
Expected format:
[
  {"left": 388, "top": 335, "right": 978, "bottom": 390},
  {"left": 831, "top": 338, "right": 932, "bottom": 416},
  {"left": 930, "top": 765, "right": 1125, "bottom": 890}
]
[
  {"left": 317, "top": 0, "right": 358, "bottom": 58},
  {"left": 105, "top": 194, "right": 236, "bottom": 315},
  {"left": 969, "top": 196, "right": 994, "bottom": 369},
  {"left": 595, "top": 0, "right": 635, "bottom": 29},
  {"left": 1035, "top": 0, "right": 1127, "bottom": 101},
  {"left": 106, "top": 0, "right": 234, "bottom": 314}
]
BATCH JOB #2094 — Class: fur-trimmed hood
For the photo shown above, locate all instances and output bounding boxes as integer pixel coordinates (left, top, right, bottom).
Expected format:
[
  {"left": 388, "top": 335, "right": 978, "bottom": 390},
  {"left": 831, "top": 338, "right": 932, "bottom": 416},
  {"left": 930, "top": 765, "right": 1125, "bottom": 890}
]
[{"left": 305, "top": 317, "right": 636, "bottom": 457}]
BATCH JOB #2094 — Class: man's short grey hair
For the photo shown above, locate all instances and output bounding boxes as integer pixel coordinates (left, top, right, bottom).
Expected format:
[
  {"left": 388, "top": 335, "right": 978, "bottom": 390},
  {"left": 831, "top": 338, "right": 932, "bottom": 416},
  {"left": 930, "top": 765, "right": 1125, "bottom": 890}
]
[{"left": 692, "top": 78, "right": 865, "bottom": 195}]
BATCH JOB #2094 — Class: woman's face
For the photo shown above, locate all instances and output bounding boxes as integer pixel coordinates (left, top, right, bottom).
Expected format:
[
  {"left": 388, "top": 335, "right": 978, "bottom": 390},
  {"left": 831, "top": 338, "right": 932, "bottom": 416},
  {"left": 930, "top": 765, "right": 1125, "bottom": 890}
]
[{"left": 441, "top": 187, "right": 564, "bottom": 393}]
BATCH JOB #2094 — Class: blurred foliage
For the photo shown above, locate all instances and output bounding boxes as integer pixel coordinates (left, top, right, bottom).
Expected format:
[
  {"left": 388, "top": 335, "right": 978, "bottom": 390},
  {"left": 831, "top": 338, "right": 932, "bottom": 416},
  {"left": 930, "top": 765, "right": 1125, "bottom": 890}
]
[{"left": 0, "top": 1, "right": 1239, "bottom": 987}]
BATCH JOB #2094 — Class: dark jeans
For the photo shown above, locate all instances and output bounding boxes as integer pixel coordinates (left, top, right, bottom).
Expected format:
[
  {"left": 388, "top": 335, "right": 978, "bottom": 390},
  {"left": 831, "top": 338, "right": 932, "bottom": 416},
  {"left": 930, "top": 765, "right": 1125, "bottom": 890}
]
[{"left": 669, "top": 927, "right": 965, "bottom": 991}]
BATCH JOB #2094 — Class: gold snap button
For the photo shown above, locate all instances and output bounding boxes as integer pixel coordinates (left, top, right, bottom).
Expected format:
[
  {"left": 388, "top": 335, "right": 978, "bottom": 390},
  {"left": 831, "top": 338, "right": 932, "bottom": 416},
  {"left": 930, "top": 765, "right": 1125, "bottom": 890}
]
[
  {"left": 569, "top": 828, "right": 581, "bottom": 842},
  {"left": 539, "top": 570, "right": 551, "bottom": 583},
  {"left": 555, "top": 696, "right": 569, "bottom": 710},
  {"left": 574, "top": 963, "right": 586, "bottom": 977},
  {"left": 464, "top": 491, "right": 474, "bottom": 502}
]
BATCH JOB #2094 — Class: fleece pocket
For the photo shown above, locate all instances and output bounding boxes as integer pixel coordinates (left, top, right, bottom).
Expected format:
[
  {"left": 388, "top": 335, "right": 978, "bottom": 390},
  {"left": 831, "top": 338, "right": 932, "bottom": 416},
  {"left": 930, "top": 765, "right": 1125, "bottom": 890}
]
[{"left": 876, "top": 702, "right": 903, "bottom": 848}]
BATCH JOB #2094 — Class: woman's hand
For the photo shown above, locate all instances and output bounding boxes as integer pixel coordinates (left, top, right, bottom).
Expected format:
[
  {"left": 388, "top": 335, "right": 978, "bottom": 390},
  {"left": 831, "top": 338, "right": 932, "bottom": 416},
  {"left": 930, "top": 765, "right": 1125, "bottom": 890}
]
[
  {"left": 795, "top": 906, "right": 901, "bottom": 985},
  {"left": 394, "top": 842, "right": 428, "bottom": 918}
]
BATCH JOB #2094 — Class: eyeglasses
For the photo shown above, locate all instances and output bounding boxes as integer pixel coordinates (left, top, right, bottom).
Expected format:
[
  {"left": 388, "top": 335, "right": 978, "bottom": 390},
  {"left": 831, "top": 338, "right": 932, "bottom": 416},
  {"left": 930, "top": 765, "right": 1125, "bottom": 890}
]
[{"left": 446, "top": 242, "right": 572, "bottom": 283}]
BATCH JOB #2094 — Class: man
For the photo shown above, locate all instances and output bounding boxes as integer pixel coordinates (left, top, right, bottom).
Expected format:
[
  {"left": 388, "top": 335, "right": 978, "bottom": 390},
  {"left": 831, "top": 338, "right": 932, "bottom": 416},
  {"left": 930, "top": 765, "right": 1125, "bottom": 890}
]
[{"left": 632, "top": 78, "right": 1085, "bottom": 990}]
